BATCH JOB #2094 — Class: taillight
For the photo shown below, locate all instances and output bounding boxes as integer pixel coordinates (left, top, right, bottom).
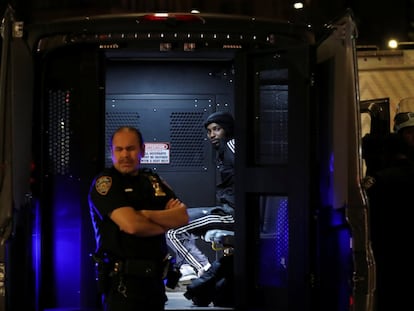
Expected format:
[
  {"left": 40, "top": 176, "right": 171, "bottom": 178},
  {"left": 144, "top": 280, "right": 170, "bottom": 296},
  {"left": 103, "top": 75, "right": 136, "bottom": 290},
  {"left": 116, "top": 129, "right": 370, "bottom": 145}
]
[{"left": 141, "top": 13, "right": 205, "bottom": 24}]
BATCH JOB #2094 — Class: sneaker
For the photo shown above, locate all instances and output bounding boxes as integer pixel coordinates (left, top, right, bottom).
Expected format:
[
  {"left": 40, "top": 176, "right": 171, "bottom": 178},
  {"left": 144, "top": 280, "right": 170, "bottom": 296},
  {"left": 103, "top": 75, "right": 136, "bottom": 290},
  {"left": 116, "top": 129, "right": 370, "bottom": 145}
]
[
  {"left": 197, "top": 263, "right": 211, "bottom": 277},
  {"left": 179, "top": 264, "right": 198, "bottom": 282}
]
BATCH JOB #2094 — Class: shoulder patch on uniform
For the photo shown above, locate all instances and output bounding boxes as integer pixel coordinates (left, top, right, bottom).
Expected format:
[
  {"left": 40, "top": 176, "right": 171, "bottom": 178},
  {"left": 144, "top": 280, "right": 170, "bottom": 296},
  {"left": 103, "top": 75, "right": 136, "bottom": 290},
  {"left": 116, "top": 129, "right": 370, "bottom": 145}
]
[{"left": 95, "top": 176, "right": 112, "bottom": 195}]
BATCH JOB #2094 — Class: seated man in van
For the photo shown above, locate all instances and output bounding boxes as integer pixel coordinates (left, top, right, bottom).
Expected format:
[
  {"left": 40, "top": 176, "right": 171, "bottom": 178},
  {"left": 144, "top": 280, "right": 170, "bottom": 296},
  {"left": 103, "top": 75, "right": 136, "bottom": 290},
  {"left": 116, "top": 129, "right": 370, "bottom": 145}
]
[{"left": 166, "top": 111, "right": 235, "bottom": 280}]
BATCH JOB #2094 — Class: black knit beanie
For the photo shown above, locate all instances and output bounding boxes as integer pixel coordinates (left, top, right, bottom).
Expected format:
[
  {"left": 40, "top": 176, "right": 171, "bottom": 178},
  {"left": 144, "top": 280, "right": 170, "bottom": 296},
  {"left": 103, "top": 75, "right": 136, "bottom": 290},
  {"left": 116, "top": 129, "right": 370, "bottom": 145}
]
[{"left": 204, "top": 111, "right": 234, "bottom": 138}]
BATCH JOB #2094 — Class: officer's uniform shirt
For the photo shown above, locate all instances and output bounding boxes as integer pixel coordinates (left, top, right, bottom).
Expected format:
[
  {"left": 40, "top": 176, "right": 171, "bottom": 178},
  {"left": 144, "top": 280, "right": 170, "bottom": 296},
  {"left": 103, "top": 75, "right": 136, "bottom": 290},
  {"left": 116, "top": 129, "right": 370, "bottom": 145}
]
[{"left": 89, "top": 166, "right": 176, "bottom": 261}]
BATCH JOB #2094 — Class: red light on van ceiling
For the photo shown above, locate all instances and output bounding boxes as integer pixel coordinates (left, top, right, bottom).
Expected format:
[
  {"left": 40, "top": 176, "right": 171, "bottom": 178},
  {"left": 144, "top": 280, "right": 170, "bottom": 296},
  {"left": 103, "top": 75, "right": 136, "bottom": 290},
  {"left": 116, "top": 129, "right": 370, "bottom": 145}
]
[{"left": 142, "top": 13, "right": 205, "bottom": 23}]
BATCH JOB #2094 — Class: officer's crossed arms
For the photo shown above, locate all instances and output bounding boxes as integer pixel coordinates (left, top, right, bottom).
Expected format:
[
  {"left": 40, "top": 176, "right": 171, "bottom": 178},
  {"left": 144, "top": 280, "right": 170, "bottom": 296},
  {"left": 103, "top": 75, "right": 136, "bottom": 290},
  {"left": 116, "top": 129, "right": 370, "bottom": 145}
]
[{"left": 111, "top": 198, "right": 189, "bottom": 237}]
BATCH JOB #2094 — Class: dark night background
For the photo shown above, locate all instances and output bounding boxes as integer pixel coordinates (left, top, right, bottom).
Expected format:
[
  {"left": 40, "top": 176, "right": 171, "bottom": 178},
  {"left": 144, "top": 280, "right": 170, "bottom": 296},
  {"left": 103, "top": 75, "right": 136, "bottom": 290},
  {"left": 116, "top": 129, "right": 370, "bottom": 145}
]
[{"left": 1, "top": 0, "right": 413, "bottom": 48}]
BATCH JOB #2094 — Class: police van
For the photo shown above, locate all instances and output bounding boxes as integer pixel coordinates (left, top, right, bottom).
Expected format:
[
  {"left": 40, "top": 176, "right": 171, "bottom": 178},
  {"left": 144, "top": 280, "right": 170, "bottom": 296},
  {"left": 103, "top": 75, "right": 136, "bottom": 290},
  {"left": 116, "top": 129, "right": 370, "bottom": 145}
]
[{"left": 0, "top": 4, "right": 373, "bottom": 311}]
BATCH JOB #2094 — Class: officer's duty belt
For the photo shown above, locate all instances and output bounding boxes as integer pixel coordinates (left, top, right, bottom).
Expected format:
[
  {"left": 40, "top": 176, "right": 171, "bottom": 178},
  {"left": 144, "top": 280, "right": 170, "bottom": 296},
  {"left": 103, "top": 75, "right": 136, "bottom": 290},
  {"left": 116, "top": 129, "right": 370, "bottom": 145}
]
[{"left": 115, "top": 259, "right": 163, "bottom": 278}]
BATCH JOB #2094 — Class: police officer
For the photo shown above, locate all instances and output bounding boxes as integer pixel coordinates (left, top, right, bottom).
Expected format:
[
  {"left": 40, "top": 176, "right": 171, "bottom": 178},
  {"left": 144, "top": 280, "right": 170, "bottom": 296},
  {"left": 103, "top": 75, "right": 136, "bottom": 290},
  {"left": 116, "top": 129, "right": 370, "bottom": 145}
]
[
  {"left": 88, "top": 126, "right": 189, "bottom": 311},
  {"left": 364, "top": 98, "right": 414, "bottom": 311}
]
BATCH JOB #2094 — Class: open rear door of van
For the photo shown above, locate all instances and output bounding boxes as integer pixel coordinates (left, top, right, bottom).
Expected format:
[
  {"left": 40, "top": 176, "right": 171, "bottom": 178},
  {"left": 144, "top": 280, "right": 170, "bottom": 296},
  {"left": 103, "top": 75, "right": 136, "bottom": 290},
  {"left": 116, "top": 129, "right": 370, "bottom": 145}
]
[{"left": 316, "top": 10, "right": 375, "bottom": 311}]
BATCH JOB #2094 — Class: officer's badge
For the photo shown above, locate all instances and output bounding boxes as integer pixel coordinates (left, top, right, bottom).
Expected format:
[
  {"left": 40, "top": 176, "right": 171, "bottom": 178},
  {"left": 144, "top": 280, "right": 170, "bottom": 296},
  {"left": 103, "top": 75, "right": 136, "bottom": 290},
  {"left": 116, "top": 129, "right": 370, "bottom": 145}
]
[{"left": 95, "top": 176, "right": 112, "bottom": 195}]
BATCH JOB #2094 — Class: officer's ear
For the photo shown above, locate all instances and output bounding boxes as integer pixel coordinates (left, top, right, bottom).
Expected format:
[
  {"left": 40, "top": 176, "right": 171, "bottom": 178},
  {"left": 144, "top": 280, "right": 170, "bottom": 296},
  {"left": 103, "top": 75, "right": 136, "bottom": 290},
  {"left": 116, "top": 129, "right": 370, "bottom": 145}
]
[{"left": 139, "top": 143, "right": 146, "bottom": 158}]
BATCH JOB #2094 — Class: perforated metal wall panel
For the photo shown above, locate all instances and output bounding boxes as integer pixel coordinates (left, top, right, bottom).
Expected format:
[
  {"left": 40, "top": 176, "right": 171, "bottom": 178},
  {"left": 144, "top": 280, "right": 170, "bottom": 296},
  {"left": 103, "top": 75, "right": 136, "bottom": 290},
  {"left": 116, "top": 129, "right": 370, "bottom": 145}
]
[
  {"left": 104, "top": 97, "right": 213, "bottom": 170},
  {"left": 104, "top": 59, "right": 234, "bottom": 206},
  {"left": 169, "top": 111, "right": 205, "bottom": 168},
  {"left": 47, "top": 89, "right": 71, "bottom": 176}
]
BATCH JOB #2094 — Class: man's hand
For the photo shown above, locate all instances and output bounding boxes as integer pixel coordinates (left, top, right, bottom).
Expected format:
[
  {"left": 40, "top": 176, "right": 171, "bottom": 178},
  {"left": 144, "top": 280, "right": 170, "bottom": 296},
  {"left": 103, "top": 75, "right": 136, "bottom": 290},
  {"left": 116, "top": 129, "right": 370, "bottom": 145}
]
[
  {"left": 165, "top": 198, "right": 187, "bottom": 210},
  {"left": 139, "top": 198, "right": 189, "bottom": 230}
]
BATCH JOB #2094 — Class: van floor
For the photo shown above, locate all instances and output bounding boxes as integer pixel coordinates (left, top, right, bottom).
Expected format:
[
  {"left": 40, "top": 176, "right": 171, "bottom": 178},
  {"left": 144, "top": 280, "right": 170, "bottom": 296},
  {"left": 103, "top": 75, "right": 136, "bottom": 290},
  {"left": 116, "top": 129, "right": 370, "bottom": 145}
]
[{"left": 165, "top": 282, "right": 234, "bottom": 311}]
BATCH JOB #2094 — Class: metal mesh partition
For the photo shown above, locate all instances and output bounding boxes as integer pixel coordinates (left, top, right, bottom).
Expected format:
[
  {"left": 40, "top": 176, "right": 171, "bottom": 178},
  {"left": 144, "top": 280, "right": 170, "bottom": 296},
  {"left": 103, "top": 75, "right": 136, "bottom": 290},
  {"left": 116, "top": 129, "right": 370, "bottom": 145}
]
[
  {"left": 47, "top": 89, "right": 71, "bottom": 175},
  {"left": 258, "top": 196, "right": 289, "bottom": 287},
  {"left": 258, "top": 83, "right": 289, "bottom": 165}
]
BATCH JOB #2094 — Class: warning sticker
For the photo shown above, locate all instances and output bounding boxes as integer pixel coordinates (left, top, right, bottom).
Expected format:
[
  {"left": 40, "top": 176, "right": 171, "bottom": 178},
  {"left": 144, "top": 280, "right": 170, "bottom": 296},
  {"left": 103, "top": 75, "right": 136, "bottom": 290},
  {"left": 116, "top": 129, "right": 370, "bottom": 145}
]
[{"left": 141, "top": 142, "right": 170, "bottom": 164}]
